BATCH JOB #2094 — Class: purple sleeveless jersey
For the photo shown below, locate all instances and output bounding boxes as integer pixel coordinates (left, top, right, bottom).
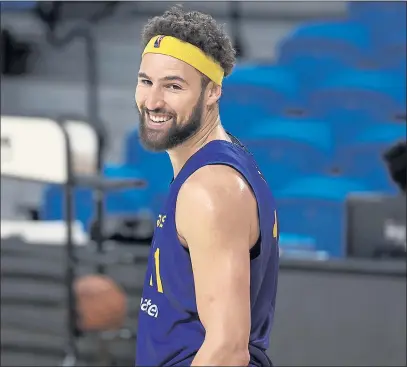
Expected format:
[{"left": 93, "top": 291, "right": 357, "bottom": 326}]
[{"left": 136, "top": 136, "right": 279, "bottom": 366}]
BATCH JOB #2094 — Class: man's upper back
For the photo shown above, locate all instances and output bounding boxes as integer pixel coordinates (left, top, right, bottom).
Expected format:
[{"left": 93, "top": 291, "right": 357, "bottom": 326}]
[{"left": 136, "top": 138, "right": 279, "bottom": 366}]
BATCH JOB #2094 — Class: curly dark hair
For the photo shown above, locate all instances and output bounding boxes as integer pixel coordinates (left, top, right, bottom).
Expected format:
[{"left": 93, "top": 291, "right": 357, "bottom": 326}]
[{"left": 141, "top": 6, "right": 236, "bottom": 79}]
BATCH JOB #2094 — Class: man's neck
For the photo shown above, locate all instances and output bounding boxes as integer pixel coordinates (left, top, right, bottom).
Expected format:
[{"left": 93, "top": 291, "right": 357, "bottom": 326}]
[{"left": 167, "top": 110, "right": 231, "bottom": 178}]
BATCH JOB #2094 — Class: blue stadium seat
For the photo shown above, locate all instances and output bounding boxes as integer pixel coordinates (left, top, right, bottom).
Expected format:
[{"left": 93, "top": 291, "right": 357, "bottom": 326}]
[
  {"left": 275, "top": 176, "right": 369, "bottom": 258},
  {"left": 347, "top": 2, "right": 406, "bottom": 69},
  {"left": 241, "top": 118, "right": 333, "bottom": 190},
  {"left": 278, "top": 233, "right": 329, "bottom": 260},
  {"left": 334, "top": 123, "right": 407, "bottom": 192},
  {"left": 331, "top": 119, "right": 406, "bottom": 151},
  {"left": 124, "top": 128, "right": 173, "bottom": 215},
  {"left": 373, "top": 42, "right": 406, "bottom": 72},
  {"left": 371, "top": 26, "right": 406, "bottom": 71},
  {"left": 371, "top": 23, "right": 406, "bottom": 49},
  {"left": 124, "top": 128, "right": 173, "bottom": 187},
  {"left": 39, "top": 163, "right": 150, "bottom": 231},
  {"left": 277, "top": 21, "right": 372, "bottom": 87},
  {"left": 348, "top": 2, "right": 406, "bottom": 28},
  {"left": 352, "top": 122, "right": 407, "bottom": 144},
  {"left": 283, "top": 20, "right": 371, "bottom": 47},
  {"left": 308, "top": 70, "right": 406, "bottom": 123},
  {"left": 220, "top": 64, "right": 301, "bottom": 134},
  {"left": 378, "top": 54, "right": 407, "bottom": 77}
]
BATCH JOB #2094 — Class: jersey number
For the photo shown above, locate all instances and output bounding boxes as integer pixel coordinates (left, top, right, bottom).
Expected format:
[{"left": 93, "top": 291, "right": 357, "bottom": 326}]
[
  {"left": 149, "top": 248, "right": 164, "bottom": 293},
  {"left": 273, "top": 210, "right": 278, "bottom": 239}
]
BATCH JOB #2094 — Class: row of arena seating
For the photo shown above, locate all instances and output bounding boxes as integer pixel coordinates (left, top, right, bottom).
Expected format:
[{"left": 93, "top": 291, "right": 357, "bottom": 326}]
[
  {"left": 40, "top": 2, "right": 406, "bottom": 258},
  {"left": 279, "top": 2, "right": 406, "bottom": 79}
]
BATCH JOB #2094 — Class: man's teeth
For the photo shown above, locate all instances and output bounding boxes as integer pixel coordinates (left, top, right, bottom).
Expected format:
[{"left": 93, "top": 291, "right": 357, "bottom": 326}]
[{"left": 149, "top": 114, "right": 171, "bottom": 123}]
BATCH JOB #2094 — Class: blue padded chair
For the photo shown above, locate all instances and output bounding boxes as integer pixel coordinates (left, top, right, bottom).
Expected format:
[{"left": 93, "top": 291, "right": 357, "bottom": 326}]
[
  {"left": 241, "top": 118, "right": 334, "bottom": 190},
  {"left": 348, "top": 2, "right": 406, "bottom": 70},
  {"left": 40, "top": 163, "right": 149, "bottom": 231},
  {"left": 330, "top": 118, "right": 406, "bottom": 152},
  {"left": 348, "top": 2, "right": 406, "bottom": 28},
  {"left": 124, "top": 128, "right": 173, "bottom": 216},
  {"left": 373, "top": 41, "right": 406, "bottom": 72},
  {"left": 389, "top": 55, "right": 407, "bottom": 76},
  {"left": 371, "top": 27, "right": 406, "bottom": 71},
  {"left": 371, "top": 25, "right": 406, "bottom": 50},
  {"left": 220, "top": 64, "right": 301, "bottom": 134},
  {"left": 307, "top": 70, "right": 406, "bottom": 124},
  {"left": 124, "top": 128, "right": 173, "bottom": 185},
  {"left": 277, "top": 21, "right": 372, "bottom": 88},
  {"left": 275, "top": 176, "right": 369, "bottom": 258},
  {"left": 277, "top": 233, "right": 332, "bottom": 260},
  {"left": 334, "top": 123, "right": 407, "bottom": 193}
]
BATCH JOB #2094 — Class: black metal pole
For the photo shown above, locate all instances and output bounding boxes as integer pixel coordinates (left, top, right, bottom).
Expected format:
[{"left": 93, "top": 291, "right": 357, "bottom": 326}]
[
  {"left": 61, "top": 126, "right": 79, "bottom": 367},
  {"left": 82, "top": 25, "right": 106, "bottom": 275},
  {"left": 62, "top": 182, "right": 78, "bottom": 367},
  {"left": 229, "top": 1, "right": 245, "bottom": 59},
  {"left": 43, "top": 17, "right": 105, "bottom": 366}
]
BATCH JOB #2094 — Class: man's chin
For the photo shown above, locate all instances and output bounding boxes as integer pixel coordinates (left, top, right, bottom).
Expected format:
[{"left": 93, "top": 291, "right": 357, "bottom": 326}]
[
  {"left": 138, "top": 128, "right": 168, "bottom": 152},
  {"left": 138, "top": 121, "right": 200, "bottom": 153},
  {"left": 139, "top": 135, "right": 173, "bottom": 152}
]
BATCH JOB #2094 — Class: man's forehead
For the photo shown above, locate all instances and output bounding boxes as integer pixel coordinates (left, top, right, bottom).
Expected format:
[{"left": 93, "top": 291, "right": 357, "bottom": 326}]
[{"left": 140, "top": 53, "right": 200, "bottom": 81}]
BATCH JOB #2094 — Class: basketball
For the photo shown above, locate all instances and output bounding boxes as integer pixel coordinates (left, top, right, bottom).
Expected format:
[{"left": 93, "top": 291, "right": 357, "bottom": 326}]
[{"left": 74, "top": 274, "right": 127, "bottom": 332}]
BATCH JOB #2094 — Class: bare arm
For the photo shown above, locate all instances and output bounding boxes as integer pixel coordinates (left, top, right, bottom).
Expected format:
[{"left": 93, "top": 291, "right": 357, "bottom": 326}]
[{"left": 176, "top": 165, "right": 258, "bottom": 366}]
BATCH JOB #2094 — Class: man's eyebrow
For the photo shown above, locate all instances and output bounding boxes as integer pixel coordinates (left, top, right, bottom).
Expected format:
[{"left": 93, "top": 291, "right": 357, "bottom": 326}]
[
  {"left": 161, "top": 75, "right": 189, "bottom": 85},
  {"left": 138, "top": 72, "right": 150, "bottom": 79},
  {"left": 138, "top": 72, "right": 189, "bottom": 85}
]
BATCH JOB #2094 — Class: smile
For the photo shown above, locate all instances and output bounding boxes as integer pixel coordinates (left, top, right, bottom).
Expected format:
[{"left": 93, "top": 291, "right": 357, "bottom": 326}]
[{"left": 146, "top": 113, "right": 173, "bottom": 129}]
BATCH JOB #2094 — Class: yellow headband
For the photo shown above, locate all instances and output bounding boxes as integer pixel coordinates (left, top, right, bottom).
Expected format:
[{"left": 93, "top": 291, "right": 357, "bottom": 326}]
[{"left": 142, "top": 35, "right": 224, "bottom": 86}]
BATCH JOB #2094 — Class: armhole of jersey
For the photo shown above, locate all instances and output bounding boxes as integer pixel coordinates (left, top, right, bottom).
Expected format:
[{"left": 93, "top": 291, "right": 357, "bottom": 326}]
[
  {"left": 179, "top": 229, "right": 261, "bottom": 260},
  {"left": 250, "top": 236, "right": 262, "bottom": 260}
]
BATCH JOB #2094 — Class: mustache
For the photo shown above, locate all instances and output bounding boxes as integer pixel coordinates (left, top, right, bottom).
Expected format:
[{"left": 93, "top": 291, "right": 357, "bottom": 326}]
[{"left": 142, "top": 107, "right": 174, "bottom": 116}]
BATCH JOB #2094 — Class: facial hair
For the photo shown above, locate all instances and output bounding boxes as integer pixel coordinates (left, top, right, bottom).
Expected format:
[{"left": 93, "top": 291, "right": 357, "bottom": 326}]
[{"left": 138, "top": 90, "right": 205, "bottom": 152}]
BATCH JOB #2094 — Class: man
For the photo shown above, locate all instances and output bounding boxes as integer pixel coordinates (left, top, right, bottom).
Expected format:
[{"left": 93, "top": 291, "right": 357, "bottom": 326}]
[
  {"left": 135, "top": 7, "right": 279, "bottom": 366},
  {"left": 383, "top": 140, "right": 407, "bottom": 194}
]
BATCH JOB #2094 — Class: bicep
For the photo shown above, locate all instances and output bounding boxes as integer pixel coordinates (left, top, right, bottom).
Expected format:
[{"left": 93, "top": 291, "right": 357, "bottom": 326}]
[
  {"left": 189, "top": 231, "right": 251, "bottom": 343},
  {"left": 179, "top": 174, "right": 252, "bottom": 345}
]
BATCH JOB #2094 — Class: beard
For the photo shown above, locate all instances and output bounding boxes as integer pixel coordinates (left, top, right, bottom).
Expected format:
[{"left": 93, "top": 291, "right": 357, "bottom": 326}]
[{"left": 137, "top": 91, "right": 205, "bottom": 152}]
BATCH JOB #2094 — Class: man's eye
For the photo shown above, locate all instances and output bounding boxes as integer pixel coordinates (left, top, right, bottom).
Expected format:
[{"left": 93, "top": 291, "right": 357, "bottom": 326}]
[{"left": 167, "top": 84, "right": 182, "bottom": 90}]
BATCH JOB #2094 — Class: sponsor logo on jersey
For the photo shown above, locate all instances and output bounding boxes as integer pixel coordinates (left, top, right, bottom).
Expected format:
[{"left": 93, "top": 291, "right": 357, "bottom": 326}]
[{"left": 140, "top": 297, "right": 159, "bottom": 318}]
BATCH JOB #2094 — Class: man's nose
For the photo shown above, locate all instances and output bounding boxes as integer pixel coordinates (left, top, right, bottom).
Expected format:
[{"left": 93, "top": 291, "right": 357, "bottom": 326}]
[{"left": 145, "top": 87, "right": 165, "bottom": 111}]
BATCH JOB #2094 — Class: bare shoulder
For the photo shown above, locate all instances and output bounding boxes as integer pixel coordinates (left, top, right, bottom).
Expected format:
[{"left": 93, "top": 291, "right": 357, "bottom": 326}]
[
  {"left": 182, "top": 164, "right": 253, "bottom": 200},
  {"left": 175, "top": 165, "right": 258, "bottom": 247}
]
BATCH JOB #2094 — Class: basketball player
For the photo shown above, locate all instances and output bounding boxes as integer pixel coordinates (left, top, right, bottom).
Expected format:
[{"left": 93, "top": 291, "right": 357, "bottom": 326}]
[{"left": 135, "top": 7, "right": 279, "bottom": 366}]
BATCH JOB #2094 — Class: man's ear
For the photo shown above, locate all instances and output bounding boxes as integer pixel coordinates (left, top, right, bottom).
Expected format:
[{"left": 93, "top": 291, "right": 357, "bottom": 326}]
[{"left": 206, "top": 82, "right": 222, "bottom": 108}]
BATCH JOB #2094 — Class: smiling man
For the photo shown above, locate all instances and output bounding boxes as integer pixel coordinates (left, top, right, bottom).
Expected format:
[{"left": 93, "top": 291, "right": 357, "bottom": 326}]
[{"left": 135, "top": 6, "right": 279, "bottom": 367}]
